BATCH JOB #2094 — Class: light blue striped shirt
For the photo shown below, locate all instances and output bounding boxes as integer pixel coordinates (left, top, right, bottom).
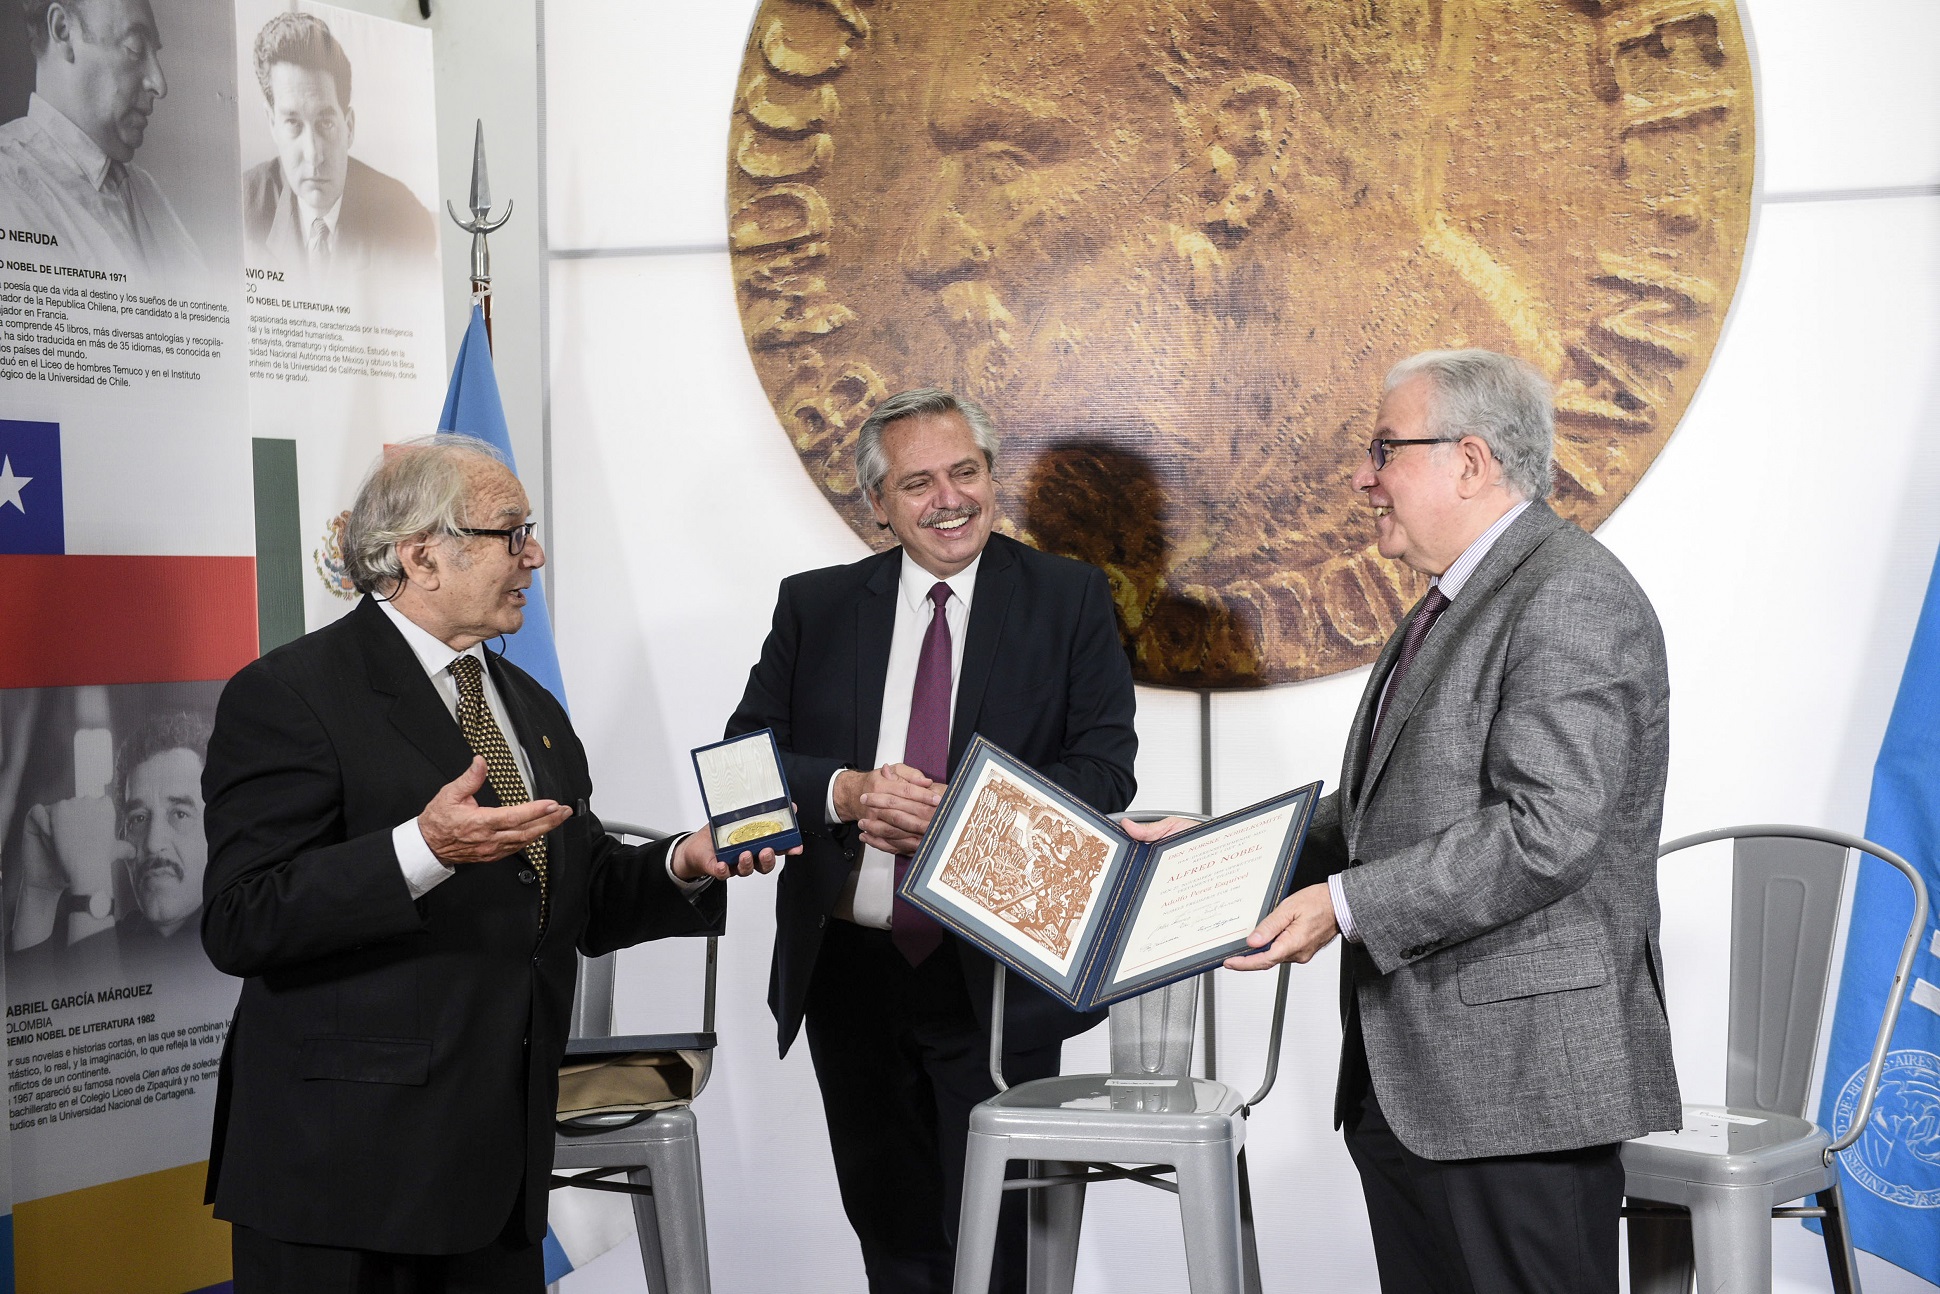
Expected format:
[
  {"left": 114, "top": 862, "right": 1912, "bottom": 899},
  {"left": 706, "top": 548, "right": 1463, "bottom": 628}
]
[{"left": 1331, "top": 498, "right": 1531, "bottom": 944}]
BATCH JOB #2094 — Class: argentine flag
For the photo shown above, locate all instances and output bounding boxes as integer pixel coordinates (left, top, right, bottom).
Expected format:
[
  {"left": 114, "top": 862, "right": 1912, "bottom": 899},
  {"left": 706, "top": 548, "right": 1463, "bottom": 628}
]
[
  {"left": 437, "top": 306, "right": 635, "bottom": 1282},
  {"left": 1813, "top": 538, "right": 1940, "bottom": 1284}
]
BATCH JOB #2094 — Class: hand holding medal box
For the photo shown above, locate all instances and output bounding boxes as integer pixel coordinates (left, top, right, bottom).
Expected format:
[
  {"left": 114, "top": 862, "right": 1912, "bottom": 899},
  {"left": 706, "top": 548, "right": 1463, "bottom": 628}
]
[{"left": 690, "top": 730, "right": 803, "bottom": 867}]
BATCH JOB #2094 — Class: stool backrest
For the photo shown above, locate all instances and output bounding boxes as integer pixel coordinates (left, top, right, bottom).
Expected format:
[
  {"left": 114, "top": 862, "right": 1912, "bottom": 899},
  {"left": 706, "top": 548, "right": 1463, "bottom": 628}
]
[
  {"left": 1108, "top": 975, "right": 1200, "bottom": 1077},
  {"left": 570, "top": 820, "right": 719, "bottom": 1043},
  {"left": 1725, "top": 834, "right": 1847, "bottom": 1118}
]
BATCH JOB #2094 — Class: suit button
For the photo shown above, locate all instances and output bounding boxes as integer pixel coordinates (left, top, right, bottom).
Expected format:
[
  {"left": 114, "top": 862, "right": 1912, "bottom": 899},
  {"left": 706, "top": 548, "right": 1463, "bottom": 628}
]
[
  {"left": 818, "top": 916, "right": 828, "bottom": 929},
  {"left": 517, "top": 869, "right": 538, "bottom": 885}
]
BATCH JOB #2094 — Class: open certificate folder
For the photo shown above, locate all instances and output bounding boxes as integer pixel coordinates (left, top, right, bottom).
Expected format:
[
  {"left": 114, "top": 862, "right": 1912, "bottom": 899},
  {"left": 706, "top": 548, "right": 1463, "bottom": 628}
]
[{"left": 898, "top": 737, "right": 1321, "bottom": 1010}]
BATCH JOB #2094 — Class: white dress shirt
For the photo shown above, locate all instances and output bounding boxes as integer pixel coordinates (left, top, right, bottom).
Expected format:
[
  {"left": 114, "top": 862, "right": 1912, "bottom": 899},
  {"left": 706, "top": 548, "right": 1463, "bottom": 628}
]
[
  {"left": 0, "top": 93, "right": 206, "bottom": 279},
  {"left": 829, "top": 552, "right": 982, "bottom": 928},
  {"left": 1331, "top": 499, "right": 1530, "bottom": 942}
]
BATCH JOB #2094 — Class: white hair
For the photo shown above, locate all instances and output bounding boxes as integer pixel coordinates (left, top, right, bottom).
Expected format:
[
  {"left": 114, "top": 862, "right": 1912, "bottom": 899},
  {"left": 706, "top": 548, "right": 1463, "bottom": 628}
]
[
  {"left": 1384, "top": 349, "right": 1555, "bottom": 501},
  {"left": 343, "top": 434, "right": 506, "bottom": 594}
]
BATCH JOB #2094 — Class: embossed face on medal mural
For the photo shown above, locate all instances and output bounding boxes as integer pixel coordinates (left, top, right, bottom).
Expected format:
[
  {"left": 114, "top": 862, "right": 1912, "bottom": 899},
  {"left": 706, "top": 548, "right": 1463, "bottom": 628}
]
[{"left": 729, "top": 0, "right": 1754, "bottom": 686}]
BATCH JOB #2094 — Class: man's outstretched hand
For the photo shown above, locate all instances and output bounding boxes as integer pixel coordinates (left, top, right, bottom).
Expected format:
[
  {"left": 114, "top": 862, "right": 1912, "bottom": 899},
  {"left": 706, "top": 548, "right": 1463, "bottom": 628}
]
[{"left": 418, "top": 757, "right": 573, "bottom": 865}]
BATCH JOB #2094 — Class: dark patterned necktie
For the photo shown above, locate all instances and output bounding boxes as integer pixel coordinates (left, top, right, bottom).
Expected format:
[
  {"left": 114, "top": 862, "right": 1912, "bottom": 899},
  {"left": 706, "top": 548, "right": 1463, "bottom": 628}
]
[
  {"left": 892, "top": 582, "right": 952, "bottom": 965},
  {"left": 1369, "top": 586, "right": 1451, "bottom": 755},
  {"left": 449, "top": 654, "right": 548, "bottom": 926}
]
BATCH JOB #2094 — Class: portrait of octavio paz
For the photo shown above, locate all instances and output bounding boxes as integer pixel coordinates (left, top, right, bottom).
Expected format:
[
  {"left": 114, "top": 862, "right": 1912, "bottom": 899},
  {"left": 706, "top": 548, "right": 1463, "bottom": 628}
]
[{"left": 729, "top": 0, "right": 1754, "bottom": 685}]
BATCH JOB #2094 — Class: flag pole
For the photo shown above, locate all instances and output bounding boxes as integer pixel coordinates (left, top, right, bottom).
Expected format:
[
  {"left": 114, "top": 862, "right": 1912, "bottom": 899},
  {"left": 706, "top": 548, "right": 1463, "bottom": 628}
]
[{"left": 446, "top": 120, "right": 512, "bottom": 349}]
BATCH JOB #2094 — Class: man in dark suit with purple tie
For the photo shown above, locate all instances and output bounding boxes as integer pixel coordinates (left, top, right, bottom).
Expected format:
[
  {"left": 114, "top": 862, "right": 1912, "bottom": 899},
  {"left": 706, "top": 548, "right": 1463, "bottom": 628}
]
[{"left": 728, "top": 388, "right": 1138, "bottom": 1294}]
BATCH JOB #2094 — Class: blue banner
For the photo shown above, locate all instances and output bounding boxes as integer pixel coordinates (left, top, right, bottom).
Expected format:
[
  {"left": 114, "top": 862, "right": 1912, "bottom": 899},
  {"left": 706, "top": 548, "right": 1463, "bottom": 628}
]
[
  {"left": 436, "top": 307, "right": 568, "bottom": 705},
  {"left": 1815, "top": 540, "right": 1940, "bottom": 1282}
]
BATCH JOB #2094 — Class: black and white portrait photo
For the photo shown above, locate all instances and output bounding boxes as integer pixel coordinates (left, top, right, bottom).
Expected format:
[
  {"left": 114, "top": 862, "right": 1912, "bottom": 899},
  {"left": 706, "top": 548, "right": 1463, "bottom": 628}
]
[
  {"left": 0, "top": 0, "right": 242, "bottom": 282},
  {"left": 238, "top": 2, "right": 439, "bottom": 280}
]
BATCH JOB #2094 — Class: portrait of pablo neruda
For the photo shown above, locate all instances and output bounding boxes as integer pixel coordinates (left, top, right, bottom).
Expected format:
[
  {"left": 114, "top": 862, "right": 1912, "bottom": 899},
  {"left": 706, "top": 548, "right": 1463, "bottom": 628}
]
[
  {"left": 0, "top": 0, "right": 206, "bottom": 278},
  {"left": 738, "top": 0, "right": 1748, "bottom": 684},
  {"left": 242, "top": 9, "right": 436, "bottom": 277}
]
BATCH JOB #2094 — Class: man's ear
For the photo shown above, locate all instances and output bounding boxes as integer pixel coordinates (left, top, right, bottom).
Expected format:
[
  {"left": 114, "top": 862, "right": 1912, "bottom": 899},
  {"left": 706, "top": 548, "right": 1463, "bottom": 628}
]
[
  {"left": 396, "top": 534, "right": 443, "bottom": 590},
  {"left": 1197, "top": 74, "right": 1305, "bottom": 236},
  {"left": 867, "top": 488, "right": 891, "bottom": 531},
  {"left": 45, "top": 2, "right": 77, "bottom": 60},
  {"left": 1454, "top": 436, "right": 1499, "bottom": 498}
]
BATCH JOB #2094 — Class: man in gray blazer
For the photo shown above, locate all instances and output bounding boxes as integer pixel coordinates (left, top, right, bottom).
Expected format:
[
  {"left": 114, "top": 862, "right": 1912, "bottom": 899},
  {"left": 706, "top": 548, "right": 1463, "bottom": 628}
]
[{"left": 1142, "top": 349, "right": 1680, "bottom": 1291}]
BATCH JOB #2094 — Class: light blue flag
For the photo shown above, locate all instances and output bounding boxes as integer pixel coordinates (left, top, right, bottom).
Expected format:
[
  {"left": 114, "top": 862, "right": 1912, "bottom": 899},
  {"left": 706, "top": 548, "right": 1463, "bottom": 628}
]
[
  {"left": 1812, "top": 539, "right": 1940, "bottom": 1282},
  {"left": 437, "top": 305, "right": 567, "bottom": 706},
  {"left": 441, "top": 309, "right": 634, "bottom": 1280}
]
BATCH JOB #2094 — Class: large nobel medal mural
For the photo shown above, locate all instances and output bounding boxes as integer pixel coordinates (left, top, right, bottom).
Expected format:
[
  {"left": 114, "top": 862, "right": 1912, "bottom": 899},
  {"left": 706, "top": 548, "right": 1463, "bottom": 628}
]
[{"left": 728, "top": 0, "right": 1755, "bottom": 687}]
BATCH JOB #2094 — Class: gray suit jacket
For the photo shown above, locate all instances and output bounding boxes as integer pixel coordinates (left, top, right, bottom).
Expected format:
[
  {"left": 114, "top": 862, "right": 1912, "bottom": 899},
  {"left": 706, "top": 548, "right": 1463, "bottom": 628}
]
[{"left": 1302, "top": 502, "right": 1680, "bottom": 1160}]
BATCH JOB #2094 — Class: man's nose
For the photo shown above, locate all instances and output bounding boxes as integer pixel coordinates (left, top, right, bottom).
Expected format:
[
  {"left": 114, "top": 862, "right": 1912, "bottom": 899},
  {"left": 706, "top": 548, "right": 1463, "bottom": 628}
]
[
  {"left": 522, "top": 535, "right": 546, "bottom": 570},
  {"left": 142, "top": 49, "right": 166, "bottom": 100},
  {"left": 1352, "top": 455, "right": 1379, "bottom": 493},
  {"left": 900, "top": 159, "right": 991, "bottom": 286}
]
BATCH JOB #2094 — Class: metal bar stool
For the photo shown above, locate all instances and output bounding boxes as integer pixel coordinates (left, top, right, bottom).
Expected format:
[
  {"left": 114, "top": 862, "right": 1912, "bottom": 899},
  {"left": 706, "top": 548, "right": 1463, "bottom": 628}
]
[
  {"left": 952, "top": 812, "right": 1295, "bottom": 1294},
  {"left": 550, "top": 821, "right": 720, "bottom": 1294},
  {"left": 1623, "top": 825, "right": 1928, "bottom": 1294}
]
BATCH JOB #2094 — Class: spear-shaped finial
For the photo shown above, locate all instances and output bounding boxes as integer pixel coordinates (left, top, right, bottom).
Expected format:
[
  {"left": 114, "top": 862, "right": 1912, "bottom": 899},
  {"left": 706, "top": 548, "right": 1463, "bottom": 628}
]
[{"left": 446, "top": 119, "right": 513, "bottom": 342}]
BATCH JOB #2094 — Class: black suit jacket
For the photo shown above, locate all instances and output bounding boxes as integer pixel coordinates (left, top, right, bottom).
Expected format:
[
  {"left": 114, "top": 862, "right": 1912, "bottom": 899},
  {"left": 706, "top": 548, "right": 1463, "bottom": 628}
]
[
  {"left": 727, "top": 534, "right": 1138, "bottom": 1056},
  {"left": 242, "top": 156, "right": 438, "bottom": 273},
  {"left": 199, "top": 598, "right": 724, "bottom": 1254}
]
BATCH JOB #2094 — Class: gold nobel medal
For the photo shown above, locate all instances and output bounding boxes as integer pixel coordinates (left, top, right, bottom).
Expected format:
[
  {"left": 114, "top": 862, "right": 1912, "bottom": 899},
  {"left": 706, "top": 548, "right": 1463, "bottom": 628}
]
[
  {"left": 730, "top": 0, "right": 1754, "bottom": 686},
  {"left": 726, "top": 820, "right": 785, "bottom": 846}
]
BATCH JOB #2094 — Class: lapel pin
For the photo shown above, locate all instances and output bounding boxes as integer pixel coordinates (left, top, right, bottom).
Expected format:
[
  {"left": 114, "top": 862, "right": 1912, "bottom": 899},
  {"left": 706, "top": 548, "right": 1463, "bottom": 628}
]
[{"left": 543, "top": 735, "right": 552, "bottom": 749}]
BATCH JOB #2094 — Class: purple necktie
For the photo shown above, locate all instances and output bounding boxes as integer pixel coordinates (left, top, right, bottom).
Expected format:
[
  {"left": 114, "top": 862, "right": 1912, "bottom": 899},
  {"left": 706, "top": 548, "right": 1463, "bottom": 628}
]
[
  {"left": 893, "top": 582, "right": 953, "bottom": 965},
  {"left": 1369, "top": 586, "right": 1451, "bottom": 754}
]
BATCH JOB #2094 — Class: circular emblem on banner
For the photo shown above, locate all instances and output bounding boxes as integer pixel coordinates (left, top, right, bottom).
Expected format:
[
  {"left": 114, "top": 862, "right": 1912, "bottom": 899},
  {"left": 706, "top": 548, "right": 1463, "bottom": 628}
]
[
  {"left": 728, "top": 0, "right": 1754, "bottom": 686},
  {"left": 1830, "top": 1048, "right": 1940, "bottom": 1208}
]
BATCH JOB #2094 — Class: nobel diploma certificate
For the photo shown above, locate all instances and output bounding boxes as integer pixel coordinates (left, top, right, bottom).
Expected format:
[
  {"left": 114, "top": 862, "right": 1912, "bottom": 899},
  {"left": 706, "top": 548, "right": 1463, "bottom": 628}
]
[
  {"left": 1110, "top": 803, "right": 1299, "bottom": 987},
  {"left": 900, "top": 736, "right": 1318, "bottom": 1010}
]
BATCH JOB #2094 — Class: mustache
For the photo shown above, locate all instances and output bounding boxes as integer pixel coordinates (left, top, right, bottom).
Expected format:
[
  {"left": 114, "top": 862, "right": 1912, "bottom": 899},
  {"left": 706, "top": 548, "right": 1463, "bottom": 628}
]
[
  {"left": 919, "top": 504, "right": 980, "bottom": 529},
  {"left": 133, "top": 854, "right": 183, "bottom": 885}
]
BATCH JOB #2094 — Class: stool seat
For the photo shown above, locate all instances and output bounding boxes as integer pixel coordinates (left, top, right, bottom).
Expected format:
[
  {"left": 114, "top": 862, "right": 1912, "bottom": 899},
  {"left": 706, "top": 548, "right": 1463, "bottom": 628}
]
[
  {"left": 975, "top": 1075, "right": 1246, "bottom": 1146},
  {"left": 1624, "top": 1105, "right": 1829, "bottom": 1194}
]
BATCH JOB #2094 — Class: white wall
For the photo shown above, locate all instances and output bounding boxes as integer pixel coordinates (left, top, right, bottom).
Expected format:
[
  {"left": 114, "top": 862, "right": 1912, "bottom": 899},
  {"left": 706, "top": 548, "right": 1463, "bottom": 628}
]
[{"left": 541, "top": 2, "right": 1940, "bottom": 1290}]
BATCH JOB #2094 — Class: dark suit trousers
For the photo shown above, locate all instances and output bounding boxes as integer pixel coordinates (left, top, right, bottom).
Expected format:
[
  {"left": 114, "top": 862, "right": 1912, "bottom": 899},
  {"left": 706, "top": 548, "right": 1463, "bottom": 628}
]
[
  {"left": 1339, "top": 1014, "right": 1623, "bottom": 1294},
  {"left": 805, "top": 921, "right": 1059, "bottom": 1294},
  {"left": 231, "top": 1215, "right": 542, "bottom": 1294}
]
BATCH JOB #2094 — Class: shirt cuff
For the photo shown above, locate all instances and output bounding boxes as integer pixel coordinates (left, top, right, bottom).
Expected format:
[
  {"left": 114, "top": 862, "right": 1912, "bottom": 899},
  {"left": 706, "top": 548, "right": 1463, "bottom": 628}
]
[
  {"left": 1328, "top": 872, "right": 1359, "bottom": 944},
  {"left": 663, "top": 832, "right": 713, "bottom": 896},
  {"left": 825, "top": 771, "right": 843, "bottom": 825},
  {"left": 395, "top": 819, "right": 455, "bottom": 899}
]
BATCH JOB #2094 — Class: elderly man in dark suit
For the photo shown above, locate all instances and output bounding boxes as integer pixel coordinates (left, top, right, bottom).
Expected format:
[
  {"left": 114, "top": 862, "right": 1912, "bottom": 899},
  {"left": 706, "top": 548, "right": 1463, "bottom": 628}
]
[
  {"left": 241, "top": 11, "right": 437, "bottom": 277},
  {"left": 1140, "top": 349, "right": 1680, "bottom": 1293},
  {"left": 200, "top": 435, "right": 779, "bottom": 1293},
  {"left": 727, "top": 388, "right": 1138, "bottom": 1294}
]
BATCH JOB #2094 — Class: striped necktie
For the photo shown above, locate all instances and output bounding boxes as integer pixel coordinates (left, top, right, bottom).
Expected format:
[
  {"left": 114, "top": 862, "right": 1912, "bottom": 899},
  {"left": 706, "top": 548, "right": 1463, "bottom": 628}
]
[{"left": 449, "top": 654, "right": 548, "bottom": 926}]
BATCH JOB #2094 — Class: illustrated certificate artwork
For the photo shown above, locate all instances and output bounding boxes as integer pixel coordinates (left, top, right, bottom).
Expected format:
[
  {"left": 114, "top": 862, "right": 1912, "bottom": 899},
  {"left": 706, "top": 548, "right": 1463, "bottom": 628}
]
[
  {"left": 928, "top": 760, "right": 1125, "bottom": 978},
  {"left": 1109, "top": 803, "right": 1299, "bottom": 988}
]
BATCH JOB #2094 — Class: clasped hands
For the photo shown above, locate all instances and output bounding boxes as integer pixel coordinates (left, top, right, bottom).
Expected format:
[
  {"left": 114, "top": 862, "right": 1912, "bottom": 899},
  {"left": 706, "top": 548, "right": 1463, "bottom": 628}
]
[
  {"left": 833, "top": 762, "right": 943, "bottom": 855},
  {"left": 418, "top": 757, "right": 796, "bottom": 883},
  {"left": 1120, "top": 816, "right": 1339, "bottom": 970}
]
